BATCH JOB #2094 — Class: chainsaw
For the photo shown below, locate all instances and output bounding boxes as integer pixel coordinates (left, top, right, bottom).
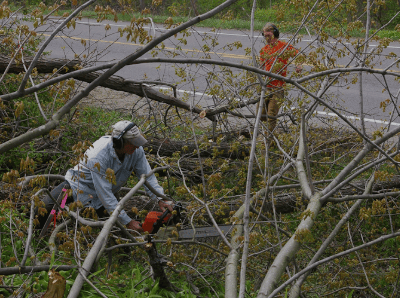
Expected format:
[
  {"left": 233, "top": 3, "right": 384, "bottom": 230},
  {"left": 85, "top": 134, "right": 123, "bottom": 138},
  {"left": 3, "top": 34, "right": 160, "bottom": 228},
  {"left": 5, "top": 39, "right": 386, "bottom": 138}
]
[
  {"left": 141, "top": 202, "right": 233, "bottom": 240},
  {"left": 40, "top": 200, "right": 233, "bottom": 240}
]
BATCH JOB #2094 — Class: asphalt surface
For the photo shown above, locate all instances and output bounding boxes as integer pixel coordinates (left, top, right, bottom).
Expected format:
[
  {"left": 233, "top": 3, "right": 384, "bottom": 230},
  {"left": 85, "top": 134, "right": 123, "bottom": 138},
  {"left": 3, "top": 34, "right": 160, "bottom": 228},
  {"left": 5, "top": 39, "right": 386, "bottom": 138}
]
[{"left": 29, "top": 16, "right": 400, "bottom": 132}]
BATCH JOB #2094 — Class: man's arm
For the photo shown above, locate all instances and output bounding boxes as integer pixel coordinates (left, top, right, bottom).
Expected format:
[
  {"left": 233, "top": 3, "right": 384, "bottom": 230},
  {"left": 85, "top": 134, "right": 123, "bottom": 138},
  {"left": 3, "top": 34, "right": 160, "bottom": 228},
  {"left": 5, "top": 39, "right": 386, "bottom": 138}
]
[
  {"left": 133, "top": 147, "right": 165, "bottom": 201},
  {"left": 133, "top": 148, "right": 173, "bottom": 212},
  {"left": 88, "top": 158, "right": 132, "bottom": 225}
]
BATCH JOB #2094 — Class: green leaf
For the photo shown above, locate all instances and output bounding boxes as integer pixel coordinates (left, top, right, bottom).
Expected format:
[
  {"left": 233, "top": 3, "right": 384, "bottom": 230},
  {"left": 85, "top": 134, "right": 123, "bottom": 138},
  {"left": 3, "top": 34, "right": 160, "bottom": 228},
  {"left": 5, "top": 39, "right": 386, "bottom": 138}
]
[{"left": 88, "top": 267, "right": 105, "bottom": 278}]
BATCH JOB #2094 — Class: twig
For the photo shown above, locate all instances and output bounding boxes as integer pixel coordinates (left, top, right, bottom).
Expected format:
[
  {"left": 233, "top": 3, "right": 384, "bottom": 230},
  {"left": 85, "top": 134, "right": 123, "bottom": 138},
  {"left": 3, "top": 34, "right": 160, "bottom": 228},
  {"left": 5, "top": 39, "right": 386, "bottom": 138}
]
[
  {"left": 18, "top": 0, "right": 96, "bottom": 92},
  {"left": 18, "top": 33, "right": 48, "bottom": 121},
  {"left": 77, "top": 268, "right": 110, "bottom": 298},
  {"left": 47, "top": 219, "right": 72, "bottom": 265},
  {"left": 347, "top": 222, "right": 385, "bottom": 298},
  {"left": 20, "top": 197, "right": 35, "bottom": 267},
  {"left": 9, "top": 212, "right": 20, "bottom": 266}
]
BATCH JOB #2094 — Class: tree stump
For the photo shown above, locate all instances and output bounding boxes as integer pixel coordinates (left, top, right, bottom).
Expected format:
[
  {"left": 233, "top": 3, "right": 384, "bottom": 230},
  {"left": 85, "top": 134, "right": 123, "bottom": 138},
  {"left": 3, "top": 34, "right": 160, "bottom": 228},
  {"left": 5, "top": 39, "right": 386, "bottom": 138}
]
[{"left": 41, "top": 270, "right": 66, "bottom": 298}]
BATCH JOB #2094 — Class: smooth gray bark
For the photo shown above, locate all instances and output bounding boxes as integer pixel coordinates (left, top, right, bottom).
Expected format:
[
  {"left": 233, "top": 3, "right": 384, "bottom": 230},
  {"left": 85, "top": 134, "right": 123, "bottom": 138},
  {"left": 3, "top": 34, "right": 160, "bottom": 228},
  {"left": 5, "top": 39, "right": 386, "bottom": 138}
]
[
  {"left": 288, "top": 175, "right": 375, "bottom": 298},
  {"left": 256, "top": 114, "right": 318, "bottom": 297}
]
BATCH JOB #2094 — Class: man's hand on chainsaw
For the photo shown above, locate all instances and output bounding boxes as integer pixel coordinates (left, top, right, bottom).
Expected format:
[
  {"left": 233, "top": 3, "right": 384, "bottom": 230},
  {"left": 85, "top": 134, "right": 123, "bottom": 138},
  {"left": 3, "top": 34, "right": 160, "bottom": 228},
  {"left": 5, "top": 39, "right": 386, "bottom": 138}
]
[
  {"left": 127, "top": 219, "right": 144, "bottom": 233},
  {"left": 158, "top": 199, "right": 173, "bottom": 213}
]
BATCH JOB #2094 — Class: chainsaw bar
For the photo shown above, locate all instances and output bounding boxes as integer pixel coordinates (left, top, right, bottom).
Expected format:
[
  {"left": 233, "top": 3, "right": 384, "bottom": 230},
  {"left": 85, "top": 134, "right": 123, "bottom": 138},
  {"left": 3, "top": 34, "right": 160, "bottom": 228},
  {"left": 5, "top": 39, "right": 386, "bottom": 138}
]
[{"left": 178, "top": 225, "right": 234, "bottom": 239}]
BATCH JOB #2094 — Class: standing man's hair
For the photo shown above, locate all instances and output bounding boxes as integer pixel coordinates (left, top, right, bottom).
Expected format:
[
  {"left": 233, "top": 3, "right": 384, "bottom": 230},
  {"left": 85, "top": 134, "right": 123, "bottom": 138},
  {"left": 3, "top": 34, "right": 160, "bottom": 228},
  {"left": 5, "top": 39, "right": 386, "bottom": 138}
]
[{"left": 263, "top": 22, "right": 280, "bottom": 38}]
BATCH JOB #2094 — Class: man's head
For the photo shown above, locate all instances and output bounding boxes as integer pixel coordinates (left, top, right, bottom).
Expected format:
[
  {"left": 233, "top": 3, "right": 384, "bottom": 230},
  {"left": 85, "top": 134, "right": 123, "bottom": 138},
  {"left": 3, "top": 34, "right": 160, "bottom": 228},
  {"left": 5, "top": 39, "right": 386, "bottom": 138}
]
[
  {"left": 262, "top": 23, "right": 279, "bottom": 43},
  {"left": 112, "top": 120, "right": 147, "bottom": 154}
]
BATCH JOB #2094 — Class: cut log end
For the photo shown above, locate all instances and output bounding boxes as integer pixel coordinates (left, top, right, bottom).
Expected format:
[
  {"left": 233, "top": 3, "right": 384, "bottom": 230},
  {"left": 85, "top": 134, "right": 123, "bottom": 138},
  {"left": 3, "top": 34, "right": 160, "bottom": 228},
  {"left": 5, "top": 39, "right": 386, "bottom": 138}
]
[{"left": 41, "top": 269, "right": 66, "bottom": 298}]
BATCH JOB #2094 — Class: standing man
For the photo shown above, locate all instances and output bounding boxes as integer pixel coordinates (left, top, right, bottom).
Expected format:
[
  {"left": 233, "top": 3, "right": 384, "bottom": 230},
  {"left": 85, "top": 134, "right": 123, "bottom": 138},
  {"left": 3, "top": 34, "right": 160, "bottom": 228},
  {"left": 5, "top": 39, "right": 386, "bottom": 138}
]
[
  {"left": 40, "top": 120, "right": 172, "bottom": 232},
  {"left": 259, "top": 22, "right": 302, "bottom": 132}
]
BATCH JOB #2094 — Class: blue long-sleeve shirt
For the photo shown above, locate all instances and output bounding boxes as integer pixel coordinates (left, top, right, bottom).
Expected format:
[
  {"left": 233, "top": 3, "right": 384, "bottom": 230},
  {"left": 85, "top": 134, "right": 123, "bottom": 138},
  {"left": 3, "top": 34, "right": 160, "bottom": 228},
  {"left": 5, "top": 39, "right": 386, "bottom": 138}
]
[{"left": 65, "top": 136, "right": 164, "bottom": 225}]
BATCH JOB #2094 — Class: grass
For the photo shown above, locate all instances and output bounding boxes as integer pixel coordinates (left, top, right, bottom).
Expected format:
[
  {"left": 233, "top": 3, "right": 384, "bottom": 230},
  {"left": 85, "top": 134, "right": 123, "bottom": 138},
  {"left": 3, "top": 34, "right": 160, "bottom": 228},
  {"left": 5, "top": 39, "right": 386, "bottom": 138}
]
[
  {"left": 45, "top": 7, "right": 266, "bottom": 30},
  {"left": 36, "top": 6, "right": 400, "bottom": 40}
]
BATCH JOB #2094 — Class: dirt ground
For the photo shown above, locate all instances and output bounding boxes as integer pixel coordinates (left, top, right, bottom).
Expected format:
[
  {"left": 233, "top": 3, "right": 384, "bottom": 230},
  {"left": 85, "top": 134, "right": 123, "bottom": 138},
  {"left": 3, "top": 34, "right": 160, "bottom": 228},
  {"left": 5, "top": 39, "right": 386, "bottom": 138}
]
[
  {"left": 79, "top": 84, "right": 142, "bottom": 113},
  {"left": 77, "top": 84, "right": 230, "bottom": 133}
]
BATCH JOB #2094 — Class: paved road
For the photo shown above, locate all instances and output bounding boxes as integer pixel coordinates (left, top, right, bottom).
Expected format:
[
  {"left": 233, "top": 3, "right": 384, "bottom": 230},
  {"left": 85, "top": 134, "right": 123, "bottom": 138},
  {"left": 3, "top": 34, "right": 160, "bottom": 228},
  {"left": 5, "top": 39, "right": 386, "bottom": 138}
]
[{"left": 32, "top": 17, "right": 400, "bottom": 131}]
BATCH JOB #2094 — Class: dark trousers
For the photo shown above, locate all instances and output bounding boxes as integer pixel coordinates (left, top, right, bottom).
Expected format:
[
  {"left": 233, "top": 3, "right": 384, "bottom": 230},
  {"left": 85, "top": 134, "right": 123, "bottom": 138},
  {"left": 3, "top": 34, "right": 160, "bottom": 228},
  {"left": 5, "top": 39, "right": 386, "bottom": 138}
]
[
  {"left": 37, "top": 181, "right": 108, "bottom": 228},
  {"left": 37, "top": 181, "right": 73, "bottom": 228}
]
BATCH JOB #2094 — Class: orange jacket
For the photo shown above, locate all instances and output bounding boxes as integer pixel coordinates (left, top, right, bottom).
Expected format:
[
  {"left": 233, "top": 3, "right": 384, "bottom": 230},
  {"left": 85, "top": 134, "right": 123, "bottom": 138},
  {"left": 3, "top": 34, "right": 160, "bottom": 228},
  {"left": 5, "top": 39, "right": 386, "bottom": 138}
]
[{"left": 260, "top": 40, "right": 298, "bottom": 88}]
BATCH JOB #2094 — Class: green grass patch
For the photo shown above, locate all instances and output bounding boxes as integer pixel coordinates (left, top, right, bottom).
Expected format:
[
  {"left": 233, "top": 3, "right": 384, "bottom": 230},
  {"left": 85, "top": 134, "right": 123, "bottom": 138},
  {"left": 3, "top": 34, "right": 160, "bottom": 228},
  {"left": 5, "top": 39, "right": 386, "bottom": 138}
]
[{"left": 41, "top": 6, "right": 400, "bottom": 40}]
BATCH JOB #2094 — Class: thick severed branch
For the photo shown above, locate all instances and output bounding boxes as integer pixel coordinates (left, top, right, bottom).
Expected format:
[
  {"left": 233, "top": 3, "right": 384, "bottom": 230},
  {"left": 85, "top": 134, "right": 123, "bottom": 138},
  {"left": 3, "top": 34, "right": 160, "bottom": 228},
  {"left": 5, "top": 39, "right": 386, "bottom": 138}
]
[
  {"left": 288, "top": 175, "right": 375, "bottom": 298},
  {"left": 301, "top": 112, "right": 315, "bottom": 196},
  {"left": 296, "top": 114, "right": 313, "bottom": 200},
  {"left": 2, "top": 55, "right": 399, "bottom": 104},
  {"left": 255, "top": 116, "right": 318, "bottom": 297}
]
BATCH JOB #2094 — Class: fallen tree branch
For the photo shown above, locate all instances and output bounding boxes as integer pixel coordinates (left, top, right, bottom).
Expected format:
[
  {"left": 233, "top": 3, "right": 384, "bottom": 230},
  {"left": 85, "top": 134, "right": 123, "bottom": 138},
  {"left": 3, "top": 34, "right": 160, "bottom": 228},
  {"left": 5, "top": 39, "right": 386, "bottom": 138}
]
[
  {"left": 0, "top": 55, "right": 215, "bottom": 122},
  {"left": 0, "top": 265, "right": 76, "bottom": 275},
  {"left": 145, "top": 137, "right": 250, "bottom": 160},
  {"left": 0, "top": 56, "right": 81, "bottom": 74}
]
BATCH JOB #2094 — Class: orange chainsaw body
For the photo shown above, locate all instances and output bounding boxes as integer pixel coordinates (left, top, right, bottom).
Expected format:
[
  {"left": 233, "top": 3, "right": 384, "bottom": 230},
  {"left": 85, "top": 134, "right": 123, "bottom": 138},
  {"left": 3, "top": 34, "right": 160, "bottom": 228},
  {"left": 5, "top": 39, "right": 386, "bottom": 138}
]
[{"left": 142, "top": 211, "right": 172, "bottom": 233}]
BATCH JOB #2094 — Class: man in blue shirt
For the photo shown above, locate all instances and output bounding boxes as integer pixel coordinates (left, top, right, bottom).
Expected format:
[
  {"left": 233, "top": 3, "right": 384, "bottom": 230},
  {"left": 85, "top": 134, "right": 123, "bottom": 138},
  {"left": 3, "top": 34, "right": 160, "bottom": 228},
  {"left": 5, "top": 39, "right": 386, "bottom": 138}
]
[{"left": 40, "top": 120, "right": 172, "bottom": 232}]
